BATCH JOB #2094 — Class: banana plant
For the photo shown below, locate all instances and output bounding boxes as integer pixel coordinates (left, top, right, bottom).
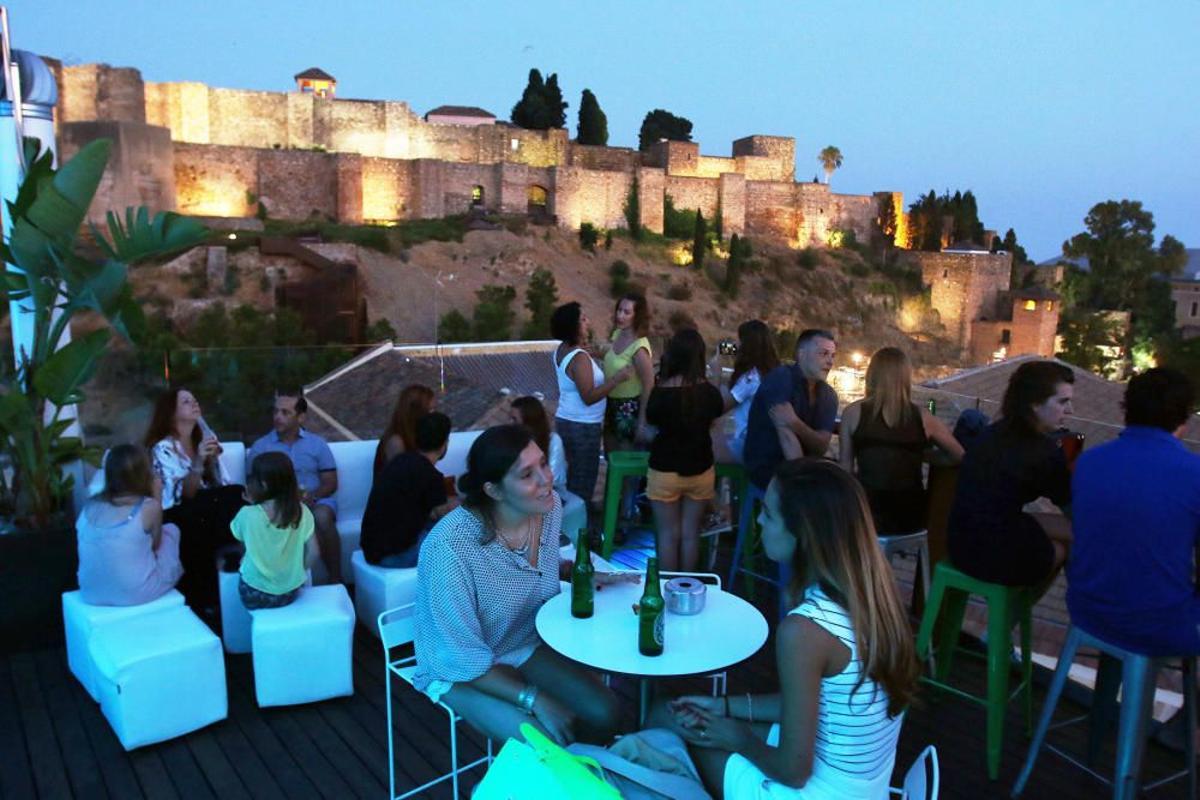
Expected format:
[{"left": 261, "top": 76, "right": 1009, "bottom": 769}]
[{"left": 0, "top": 137, "right": 208, "bottom": 529}]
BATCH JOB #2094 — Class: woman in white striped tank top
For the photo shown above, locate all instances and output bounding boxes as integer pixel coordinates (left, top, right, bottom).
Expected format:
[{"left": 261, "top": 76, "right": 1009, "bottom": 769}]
[{"left": 659, "top": 460, "right": 920, "bottom": 798}]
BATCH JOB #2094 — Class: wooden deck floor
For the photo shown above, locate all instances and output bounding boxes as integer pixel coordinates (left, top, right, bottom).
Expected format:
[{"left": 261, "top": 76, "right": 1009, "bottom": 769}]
[{"left": 1, "top": 533, "right": 1194, "bottom": 799}]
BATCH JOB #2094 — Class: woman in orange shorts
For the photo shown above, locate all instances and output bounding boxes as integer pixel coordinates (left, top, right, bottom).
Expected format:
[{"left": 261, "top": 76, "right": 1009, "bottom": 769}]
[{"left": 645, "top": 329, "right": 730, "bottom": 571}]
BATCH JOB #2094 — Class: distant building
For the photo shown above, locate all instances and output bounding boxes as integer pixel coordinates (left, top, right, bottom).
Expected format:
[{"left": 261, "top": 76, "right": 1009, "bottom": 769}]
[
  {"left": 424, "top": 105, "right": 496, "bottom": 126},
  {"left": 294, "top": 67, "right": 336, "bottom": 98},
  {"left": 1171, "top": 277, "right": 1200, "bottom": 339}
]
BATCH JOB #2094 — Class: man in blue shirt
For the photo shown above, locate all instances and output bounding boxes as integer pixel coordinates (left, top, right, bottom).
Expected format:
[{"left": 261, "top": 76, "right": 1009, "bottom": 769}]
[
  {"left": 1068, "top": 367, "right": 1200, "bottom": 658},
  {"left": 248, "top": 387, "right": 342, "bottom": 582},
  {"left": 743, "top": 329, "right": 839, "bottom": 489}
]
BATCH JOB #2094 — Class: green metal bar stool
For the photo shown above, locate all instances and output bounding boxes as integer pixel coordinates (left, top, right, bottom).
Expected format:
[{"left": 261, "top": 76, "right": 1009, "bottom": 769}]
[
  {"left": 915, "top": 561, "right": 1034, "bottom": 780},
  {"left": 600, "top": 451, "right": 649, "bottom": 559}
]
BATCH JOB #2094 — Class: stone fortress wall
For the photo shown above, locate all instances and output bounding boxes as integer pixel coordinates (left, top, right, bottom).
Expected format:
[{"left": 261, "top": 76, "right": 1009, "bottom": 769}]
[{"left": 50, "top": 62, "right": 899, "bottom": 247}]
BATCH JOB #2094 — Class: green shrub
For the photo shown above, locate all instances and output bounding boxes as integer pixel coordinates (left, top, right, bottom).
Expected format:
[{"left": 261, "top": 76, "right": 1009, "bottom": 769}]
[
  {"left": 579, "top": 223, "right": 599, "bottom": 252},
  {"left": 844, "top": 261, "right": 871, "bottom": 278},
  {"left": 667, "top": 282, "right": 693, "bottom": 301},
  {"left": 663, "top": 195, "right": 697, "bottom": 240},
  {"left": 472, "top": 284, "right": 517, "bottom": 340},
  {"left": 609, "top": 260, "right": 632, "bottom": 297},
  {"left": 364, "top": 317, "right": 397, "bottom": 342},
  {"left": 524, "top": 268, "right": 558, "bottom": 338},
  {"left": 439, "top": 309, "right": 471, "bottom": 343},
  {"left": 604, "top": 229, "right": 613, "bottom": 250},
  {"left": 797, "top": 248, "right": 819, "bottom": 270}
]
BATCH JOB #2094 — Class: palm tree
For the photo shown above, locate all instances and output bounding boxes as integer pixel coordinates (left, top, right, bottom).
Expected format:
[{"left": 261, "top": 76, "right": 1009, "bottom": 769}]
[{"left": 818, "top": 146, "right": 843, "bottom": 185}]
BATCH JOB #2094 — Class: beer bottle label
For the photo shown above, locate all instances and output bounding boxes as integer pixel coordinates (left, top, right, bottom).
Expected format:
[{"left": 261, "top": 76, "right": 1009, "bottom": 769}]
[{"left": 653, "top": 611, "right": 664, "bottom": 646}]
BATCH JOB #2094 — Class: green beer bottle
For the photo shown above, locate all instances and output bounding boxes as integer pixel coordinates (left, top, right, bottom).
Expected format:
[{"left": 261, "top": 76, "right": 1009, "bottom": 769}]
[
  {"left": 571, "top": 529, "right": 595, "bottom": 619},
  {"left": 638, "top": 557, "right": 665, "bottom": 656}
]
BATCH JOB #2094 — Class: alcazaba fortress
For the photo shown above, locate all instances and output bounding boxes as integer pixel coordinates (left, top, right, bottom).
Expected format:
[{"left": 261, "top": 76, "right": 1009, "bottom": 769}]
[{"left": 47, "top": 61, "right": 1057, "bottom": 363}]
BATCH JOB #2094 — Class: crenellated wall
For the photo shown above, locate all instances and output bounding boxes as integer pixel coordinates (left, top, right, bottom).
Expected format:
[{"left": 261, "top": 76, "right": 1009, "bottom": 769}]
[{"left": 54, "top": 61, "right": 898, "bottom": 248}]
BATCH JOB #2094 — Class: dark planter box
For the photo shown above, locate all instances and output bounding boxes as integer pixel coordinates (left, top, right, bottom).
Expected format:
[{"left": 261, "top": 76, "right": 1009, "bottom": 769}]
[{"left": 0, "top": 523, "right": 78, "bottom": 654}]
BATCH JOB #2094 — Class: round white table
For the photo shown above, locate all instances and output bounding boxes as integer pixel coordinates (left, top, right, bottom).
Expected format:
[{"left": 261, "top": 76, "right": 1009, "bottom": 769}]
[{"left": 536, "top": 578, "right": 769, "bottom": 722}]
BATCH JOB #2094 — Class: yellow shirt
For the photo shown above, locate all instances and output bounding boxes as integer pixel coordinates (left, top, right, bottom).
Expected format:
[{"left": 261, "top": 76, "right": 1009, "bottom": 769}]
[
  {"left": 231, "top": 504, "right": 314, "bottom": 594},
  {"left": 603, "top": 332, "right": 652, "bottom": 400}
]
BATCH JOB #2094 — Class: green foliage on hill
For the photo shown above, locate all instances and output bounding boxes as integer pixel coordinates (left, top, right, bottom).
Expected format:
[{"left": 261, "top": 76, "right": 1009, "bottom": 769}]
[
  {"left": 906, "top": 190, "right": 984, "bottom": 251},
  {"left": 438, "top": 309, "right": 471, "bottom": 343},
  {"left": 473, "top": 284, "right": 518, "bottom": 341},
  {"left": 523, "top": 268, "right": 559, "bottom": 339},
  {"left": 579, "top": 222, "right": 599, "bottom": 252},
  {"left": 691, "top": 209, "right": 707, "bottom": 272}
]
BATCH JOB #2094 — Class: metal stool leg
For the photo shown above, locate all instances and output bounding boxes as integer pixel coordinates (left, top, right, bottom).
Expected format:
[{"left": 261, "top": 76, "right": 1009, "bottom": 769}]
[
  {"left": 1113, "top": 656, "right": 1156, "bottom": 800},
  {"left": 985, "top": 591, "right": 1014, "bottom": 780},
  {"left": 1012, "top": 627, "right": 1082, "bottom": 796},
  {"left": 1185, "top": 657, "right": 1196, "bottom": 800}
]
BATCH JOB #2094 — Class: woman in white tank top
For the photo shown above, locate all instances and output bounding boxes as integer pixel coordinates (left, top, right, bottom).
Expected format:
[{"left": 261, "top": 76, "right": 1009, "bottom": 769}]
[
  {"left": 654, "top": 460, "right": 920, "bottom": 799},
  {"left": 549, "top": 302, "right": 632, "bottom": 518}
]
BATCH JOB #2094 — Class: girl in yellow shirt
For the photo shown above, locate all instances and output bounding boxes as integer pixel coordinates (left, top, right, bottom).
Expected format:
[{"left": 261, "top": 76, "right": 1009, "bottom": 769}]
[{"left": 231, "top": 452, "right": 315, "bottom": 609}]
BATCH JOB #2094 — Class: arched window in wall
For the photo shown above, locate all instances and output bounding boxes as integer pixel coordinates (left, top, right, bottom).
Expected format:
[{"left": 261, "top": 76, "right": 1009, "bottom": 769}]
[
  {"left": 527, "top": 185, "right": 549, "bottom": 216},
  {"left": 471, "top": 185, "right": 484, "bottom": 207}
]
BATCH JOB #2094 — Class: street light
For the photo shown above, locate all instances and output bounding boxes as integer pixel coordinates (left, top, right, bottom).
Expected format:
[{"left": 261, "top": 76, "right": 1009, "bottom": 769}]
[{"left": 851, "top": 351, "right": 864, "bottom": 367}]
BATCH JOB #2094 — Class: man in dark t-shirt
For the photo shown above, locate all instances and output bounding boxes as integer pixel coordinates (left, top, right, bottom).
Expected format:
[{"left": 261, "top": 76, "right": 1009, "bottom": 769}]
[
  {"left": 360, "top": 412, "right": 458, "bottom": 567},
  {"left": 743, "top": 329, "right": 839, "bottom": 489}
]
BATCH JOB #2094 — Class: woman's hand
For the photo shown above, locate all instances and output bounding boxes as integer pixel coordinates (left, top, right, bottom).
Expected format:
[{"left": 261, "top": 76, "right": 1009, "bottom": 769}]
[
  {"left": 198, "top": 436, "right": 221, "bottom": 460},
  {"left": 674, "top": 706, "right": 754, "bottom": 752},
  {"left": 614, "top": 364, "right": 634, "bottom": 383},
  {"left": 531, "top": 692, "right": 576, "bottom": 745}
]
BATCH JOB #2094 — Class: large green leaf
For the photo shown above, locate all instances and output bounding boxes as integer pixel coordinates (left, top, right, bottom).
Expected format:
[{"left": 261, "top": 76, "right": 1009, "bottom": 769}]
[
  {"left": 4, "top": 139, "right": 55, "bottom": 234},
  {"left": 31, "top": 328, "right": 110, "bottom": 406},
  {"left": 93, "top": 208, "right": 209, "bottom": 265}
]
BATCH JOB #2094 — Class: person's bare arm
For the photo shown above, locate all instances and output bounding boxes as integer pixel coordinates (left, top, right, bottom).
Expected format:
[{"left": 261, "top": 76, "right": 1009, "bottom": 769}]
[
  {"left": 923, "top": 411, "right": 964, "bottom": 464},
  {"left": 467, "top": 666, "right": 577, "bottom": 744},
  {"left": 314, "top": 469, "right": 338, "bottom": 500},
  {"left": 142, "top": 498, "right": 164, "bottom": 550},
  {"left": 771, "top": 402, "right": 832, "bottom": 456},
  {"left": 769, "top": 403, "right": 805, "bottom": 460},
  {"left": 383, "top": 435, "right": 405, "bottom": 463},
  {"left": 568, "top": 351, "right": 631, "bottom": 405},
  {"left": 839, "top": 401, "right": 861, "bottom": 472}
]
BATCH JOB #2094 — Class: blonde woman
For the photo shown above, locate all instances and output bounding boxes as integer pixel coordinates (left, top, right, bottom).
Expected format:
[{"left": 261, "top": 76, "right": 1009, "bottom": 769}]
[
  {"left": 657, "top": 460, "right": 921, "bottom": 798},
  {"left": 839, "top": 347, "right": 962, "bottom": 535}
]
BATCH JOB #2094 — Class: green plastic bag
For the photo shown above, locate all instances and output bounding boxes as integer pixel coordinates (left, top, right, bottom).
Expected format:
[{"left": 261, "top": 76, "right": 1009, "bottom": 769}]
[{"left": 473, "top": 723, "right": 622, "bottom": 799}]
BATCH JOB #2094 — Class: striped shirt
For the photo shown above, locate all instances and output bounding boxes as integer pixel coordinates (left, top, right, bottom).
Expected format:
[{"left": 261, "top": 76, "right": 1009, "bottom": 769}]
[
  {"left": 412, "top": 494, "right": 563, "bottom": 701},
  {"left": 793, "top": 585, "right": 904, "bottom": 785}
]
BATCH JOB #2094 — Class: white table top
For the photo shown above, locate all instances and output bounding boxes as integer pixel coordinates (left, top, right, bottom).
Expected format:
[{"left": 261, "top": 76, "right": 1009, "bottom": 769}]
[{"left": 536, "top": 579, "right": 769, "bottom": 678}]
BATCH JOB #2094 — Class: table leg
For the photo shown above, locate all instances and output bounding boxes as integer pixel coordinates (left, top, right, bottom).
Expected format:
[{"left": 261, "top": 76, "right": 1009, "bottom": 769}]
[{"left": 639, "top": 678, "right": 652, "bottom": 727}]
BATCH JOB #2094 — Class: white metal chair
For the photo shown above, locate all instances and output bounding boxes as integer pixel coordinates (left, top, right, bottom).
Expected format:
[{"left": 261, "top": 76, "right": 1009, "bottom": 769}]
[
  {"left": 662, "top": 570, "right": 728, "bottom": 697},
  {"left": 877, "top": 529, "right": 931, "bottom": 608},
  {"left": 378, "top": 604, "right": 493, "bottom": 799},
  {"left": 890, "top": 745, "right": 940, "bottom": 799}
]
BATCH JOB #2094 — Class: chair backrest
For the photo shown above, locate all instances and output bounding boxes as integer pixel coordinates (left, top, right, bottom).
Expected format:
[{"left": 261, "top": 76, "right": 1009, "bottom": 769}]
[
  {"left": 329, "top": 439, "right": 378, "bottom": 520},
  {"left": 378, "top": 602, "right": 417, "bottom": 650},
  {"left": 436, "top": 429, "right": 484, "bottom": 484},
  {"left": 900, "top": 745, "right": 939, "bottom": 800}
]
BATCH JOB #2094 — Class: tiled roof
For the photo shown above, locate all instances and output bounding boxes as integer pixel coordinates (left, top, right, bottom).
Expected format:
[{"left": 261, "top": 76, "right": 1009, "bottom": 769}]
[
  {"left": 301, "top": 341, "right": 561, "bottom": 442},
  {"left": 425, "top": 105, "right": 496, "bottom": 119},
  {"left": 919, "top": 354, "right": 1200, "bottom": 452},
  {"left": 294, "top": 67, "right": 335, "bottom": 81}
]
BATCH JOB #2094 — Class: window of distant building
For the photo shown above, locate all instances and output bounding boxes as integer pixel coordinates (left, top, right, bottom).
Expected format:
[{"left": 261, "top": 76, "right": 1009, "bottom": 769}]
[
  {"left": 942, "top": 269, "right": 948, "bottom": 279},
  {"left": 1024, "top": 299, "right": 1037, "bottom": 311},
  {"left": 1044, "top": 300, "right": 1053, "bottom": 311},
  {"left": 511, "top": 138, "right": 520, "bottom": 152},
  {"left": 1001, "top": 329, "right": 1011, "bottom": 345},
  {"left": 471, "top": 185, "right": 484, "bottom": 206},
  {"left": 1191, "top": 301, "right": 1197, "bottom": 318}
]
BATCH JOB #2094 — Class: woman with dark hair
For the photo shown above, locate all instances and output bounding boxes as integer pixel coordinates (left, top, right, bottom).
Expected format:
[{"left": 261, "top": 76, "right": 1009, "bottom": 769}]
[
  {"left": 839, "top": 347, "right": 963, "bottom": 534},
  {"left": 948, "top": 360, "right": 1075, "bottom": 590},
  {"left": 602, "top": 291, "right": 654, "bottom": 450},
  {"left": 77, "top": 444, "right": 183, "bottom": 606},
  {"left": 656, "top": 460, "right": 919, "bottom": 798},
  {"left": 412, "top": 424, "right": 621, "bottom": 745},
  {"left": 551, "top": 302, "right": 632, "bottom": 515},
  {"left": 714, "top": 320, "right": 780, "bottom": 464},
  {"left": 374, "top": 384, "right": 436, "bottom": 474},
  {"left": 510, "top": 395, "right": 589, "bottom": 538},
  {"left": 645, "top": 328, "right": 729, "bottom": 571},
  {"left": 231, "top": 452, "right": 314, "bottom": 610},
  {"left": 144, "top": 387, "right": 244, "bottom": 608}
]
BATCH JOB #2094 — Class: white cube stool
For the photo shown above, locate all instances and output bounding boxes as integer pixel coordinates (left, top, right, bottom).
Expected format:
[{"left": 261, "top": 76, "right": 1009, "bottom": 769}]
[
  {"left": 250, "top": 584, "right": 355, "bottom": 707},
  {"left": 350, "top": 550, "right": 418, "bottom": 638},
  {"left": 62, "top": 589, "right": 185, "bottom": 701},
  {"left": 89, "top": 606, "right": 227, "bottom": 750}
]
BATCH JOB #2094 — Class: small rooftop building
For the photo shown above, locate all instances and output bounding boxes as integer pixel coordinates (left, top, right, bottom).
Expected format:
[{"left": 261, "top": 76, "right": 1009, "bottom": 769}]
[
  {"left": 424, "top": 105, "right": 497, "bottom": 126},
  {"left": 294, "top": 67, "right": 336, "bottom": 98}
]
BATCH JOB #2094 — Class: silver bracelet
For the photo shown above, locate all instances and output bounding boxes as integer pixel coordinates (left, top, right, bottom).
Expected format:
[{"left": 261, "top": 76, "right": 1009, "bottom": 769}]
[{"left": 746, "top": 692, "right": 754, "bottom": 724}]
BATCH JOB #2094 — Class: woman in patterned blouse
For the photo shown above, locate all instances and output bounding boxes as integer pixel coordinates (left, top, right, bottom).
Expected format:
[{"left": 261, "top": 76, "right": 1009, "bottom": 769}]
[
  {"left": 143, "top": 387, "right": 244, "bottom": 609},
  {"left": 412, "top": 424, "right": 621, "bottom": 745}
]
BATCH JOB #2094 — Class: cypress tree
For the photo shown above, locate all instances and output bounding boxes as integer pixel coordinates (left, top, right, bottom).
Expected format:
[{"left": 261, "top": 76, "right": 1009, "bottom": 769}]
[
  {"left": 577, "top": 89, "right": 608, "bottom": 145},
  {"left": 543, "top": 73, "right": 568, "bottom": 129},
  {"left": 623, "top": 174, "right": 641, "bottom": 241},
  {"left": 511, "top": 69, "right": 545, "bottom": 129}
]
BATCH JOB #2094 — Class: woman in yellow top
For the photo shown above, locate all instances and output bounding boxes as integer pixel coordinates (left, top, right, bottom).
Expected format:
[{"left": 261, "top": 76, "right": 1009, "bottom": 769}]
[
  {"left": 602, "top": 291, "right": 655, "bottom": 452},
  {"left": 230, "top": 452, "right": 316, "bottom": 609}
]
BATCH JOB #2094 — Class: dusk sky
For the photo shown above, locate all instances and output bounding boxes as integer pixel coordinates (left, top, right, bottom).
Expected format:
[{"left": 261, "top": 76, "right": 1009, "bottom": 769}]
[{"left": 11, "top": 1, "right": 1198, "bottom": 260}]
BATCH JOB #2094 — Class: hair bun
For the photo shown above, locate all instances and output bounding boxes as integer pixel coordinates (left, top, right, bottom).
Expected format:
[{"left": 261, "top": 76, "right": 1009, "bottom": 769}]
[{"left": 457, "top": 470, "right": 481, "bottom": 497}]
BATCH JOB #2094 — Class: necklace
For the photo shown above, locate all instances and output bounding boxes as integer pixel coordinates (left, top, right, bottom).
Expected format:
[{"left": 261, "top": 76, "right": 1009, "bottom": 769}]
[{"left": 497, "top": 516, "right": 535, "bottom": 557}]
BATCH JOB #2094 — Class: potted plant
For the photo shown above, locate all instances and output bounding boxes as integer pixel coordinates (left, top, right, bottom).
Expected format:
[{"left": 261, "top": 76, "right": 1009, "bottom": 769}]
[{"left": 0, "top": 137, "right": 208, "bottom": 650}]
